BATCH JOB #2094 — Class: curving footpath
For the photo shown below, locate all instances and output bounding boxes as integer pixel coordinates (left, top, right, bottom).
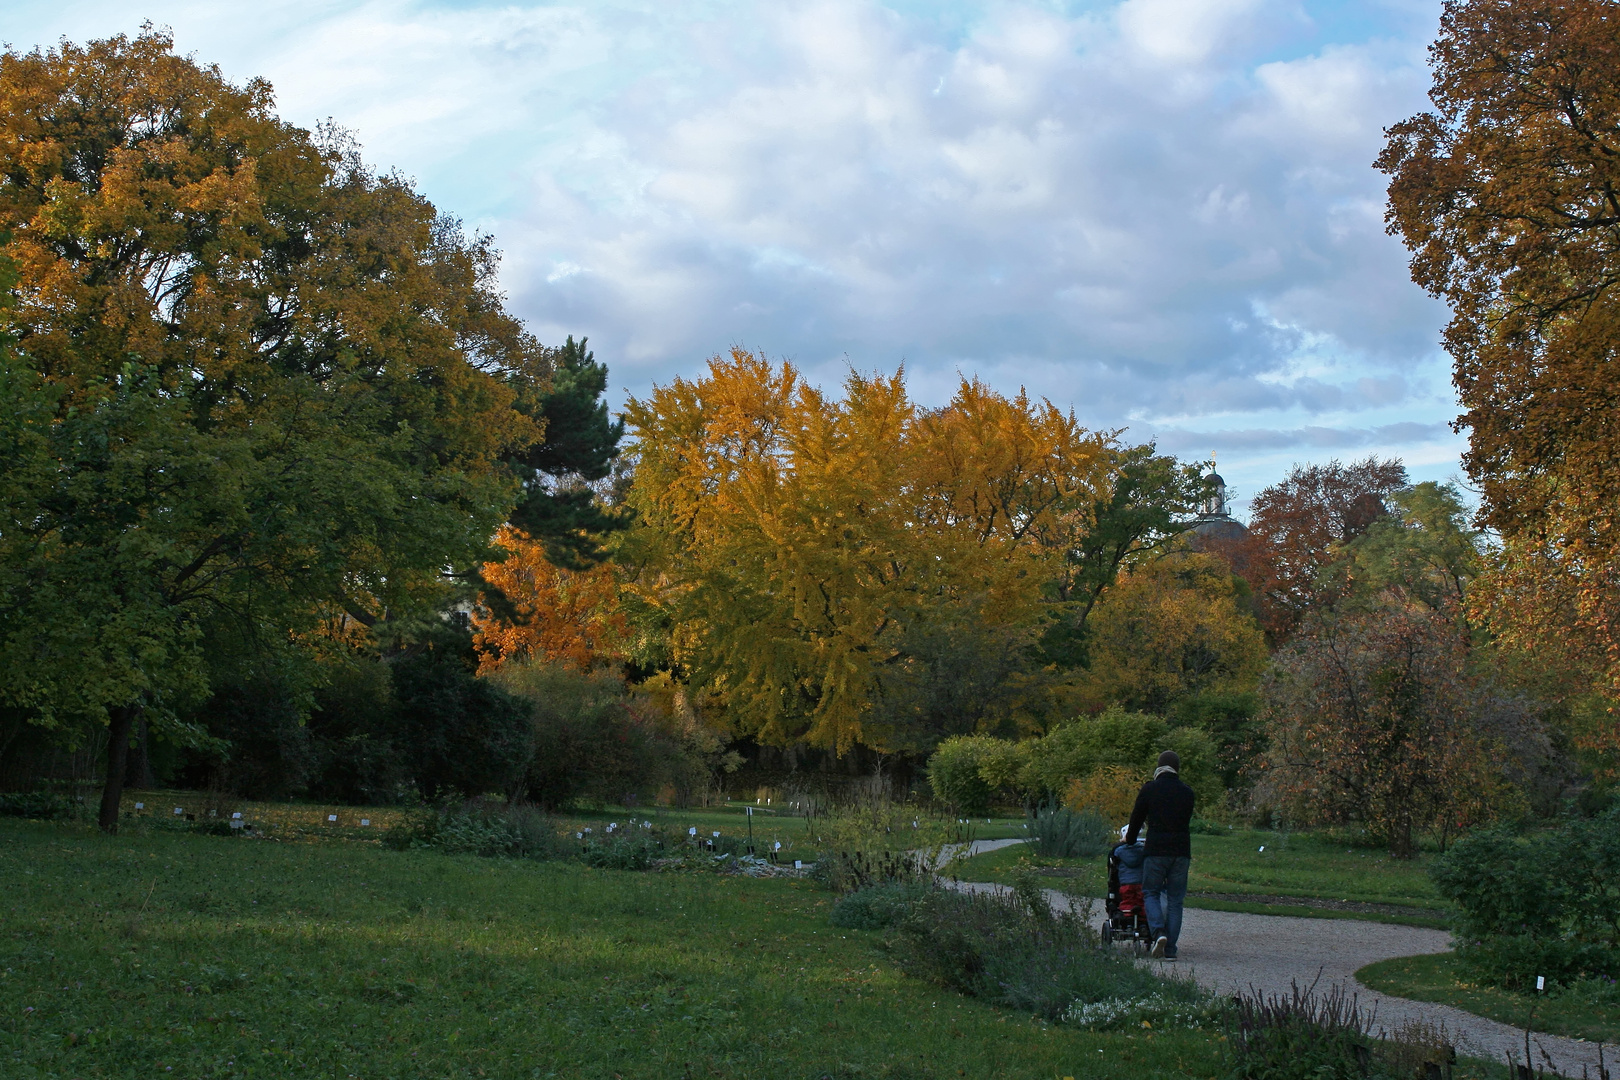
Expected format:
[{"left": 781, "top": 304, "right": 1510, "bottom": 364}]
[{"left": 947, "top": 840, "right": 1610, "bottom": 1077}]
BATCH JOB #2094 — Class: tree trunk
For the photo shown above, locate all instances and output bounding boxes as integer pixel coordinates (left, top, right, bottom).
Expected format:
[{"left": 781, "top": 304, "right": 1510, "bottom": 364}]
[{"left": 97, "top": 705, "right": 138, "bottom": 835}]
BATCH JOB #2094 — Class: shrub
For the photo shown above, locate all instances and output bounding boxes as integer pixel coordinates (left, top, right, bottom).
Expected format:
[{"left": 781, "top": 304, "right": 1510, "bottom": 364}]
[
  {"left": 393, "top": 800, "right": 570, "bottom": 860},
  {"left": 1029, "top": 805, "right": 1115, "bottom": 859},
  {"left": 926, "top": 735, "right": 1007, "bottom": 814},
  {"left": 1064, "top": 765, "right": 1141, "bottom": 822},
  {"left": 393, "top": 640, "right": 533, "bottom": 800},
  {"left": 0, "top": 791, "right": 74, "bottom": 820},
  {"left": 1221, "top": 980, "right": 1376, "bottom": 1080},
  {"left": 580, "top": 830, "right": 664, "bottom": 871},
  {"left": 490, "top": 659, "right": 670, "bottom": 809},
  {"left": 1431, "top": 808, "right": 1619, "bottom": 987},
  {"left": 885, "top": 880, "right": 1197, "bottom": 1021},
  {"left": 830, "top": 881, "right": 935, "bottom": 930},
  {"left": 815, "top": 848, "right": 934, "bottom": 895}
]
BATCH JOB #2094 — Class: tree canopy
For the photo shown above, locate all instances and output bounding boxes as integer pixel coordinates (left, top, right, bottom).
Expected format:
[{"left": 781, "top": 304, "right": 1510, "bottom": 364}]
[{"left": 0, "top": 30, "right": 547, "bottom": 829}]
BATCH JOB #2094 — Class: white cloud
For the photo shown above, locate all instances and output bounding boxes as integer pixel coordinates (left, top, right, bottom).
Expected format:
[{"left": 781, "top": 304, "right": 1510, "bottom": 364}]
[{"left": 1, "top": 0, "right": 1456, "bottom": 492}]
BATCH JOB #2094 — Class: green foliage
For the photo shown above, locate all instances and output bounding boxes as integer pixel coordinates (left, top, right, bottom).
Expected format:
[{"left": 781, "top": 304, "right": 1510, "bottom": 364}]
[
  {"left": 1042, "top": 445, "right": 1212, "bottom": 668},
  {"left": 490, "top": 657, "right": 673, "bottom": 809},
  {"left": 927, "top": 734, "right": 1027, "bottom": 813},
  {"left": 0, "top": 790, "right": 74, "bottom": 820},
  {"left": 1029, "top": 805, "right": 1115, "bottom": 859},
  {"left": 504, "top": 336, "right": 628, "bottom": 568},
  {"left": 385, "top": 800, "right": 570, "bottom": 860},
  {"left": 829, "top": 881, "right": 936, "bottom": 930},
  {"left": 1438, "top": 809, "right": 1613, "bottom": 990},
  {"left": 926, "top": 709, "right": 1222, "bottom": 814},
  {"left": 1431, "top": 810, "right": 1620, "bottom": 986},
  {"left": 1337, "top": 482, "right": 1483, "bottom": 610},
  {"left": 1172, "top": 691, "right": 1264, "bottom": 793},
  {"left": 886, "top": 885, "right": 1198, "bottom": 1021},
  {"left": 392, "top": 638, "right": 534, "bottom": 801},
  {"left": 579, "top": 829, "right": 665, "bottom": 870}
]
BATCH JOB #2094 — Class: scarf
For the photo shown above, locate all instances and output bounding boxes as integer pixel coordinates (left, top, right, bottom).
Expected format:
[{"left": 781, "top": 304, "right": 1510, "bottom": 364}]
[{"left": 1153, "top": 765, "right": 1178, "bottom": 779}]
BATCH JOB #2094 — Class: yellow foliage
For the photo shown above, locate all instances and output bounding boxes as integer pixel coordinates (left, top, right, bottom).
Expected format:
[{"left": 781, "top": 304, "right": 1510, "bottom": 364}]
[
  {"left": 1082, "top": 551, "right": 1267, "bottom": 713},
  {"left": 1065, "top": 764, "right": 1142, "bottom": 824},
  {"left": 623, "top": 349, "right": 1113, "bottom": 753}
]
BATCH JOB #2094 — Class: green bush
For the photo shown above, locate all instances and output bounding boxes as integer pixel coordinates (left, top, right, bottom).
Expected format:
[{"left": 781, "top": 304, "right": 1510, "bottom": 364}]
[
  {"left": 0, "top": 791, "right": 74, "bottom": 820},
  {"left": 1029, "top": 805, "right": 1115, "bottom": 858},
  {"left": 1025, "top": 709, "right": 1222, "bottom": 809},
  {"left": 830, "top": 882, "right": 934, "bottom": 930},
  {"left": 390, "top": 800, "right": 570, "bottom": 860},
  {"left": 885, "top": 882, "right": 1197, "bottom": 1021},
  {"left": 580, "top": 830, "right": 664, "bottom": 871},
  {"left": 1432, "top": 809, "right": 1620, "bottom": 987},
  {"left": 393, "top": 642, "right": 534, "bottom": 801},
  {"left": 490, "top": 659, "right": 671, "bottom": 810},
  {"left": 926, "top": 735, "right": 1012, "bottom": 814}
]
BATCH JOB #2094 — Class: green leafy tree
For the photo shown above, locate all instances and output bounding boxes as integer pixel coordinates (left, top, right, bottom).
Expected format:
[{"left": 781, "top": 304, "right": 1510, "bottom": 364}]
[
  {"left": 0, "top": 31, "right": 545, "bottom": 830},
  {"left": 1041, "top": 446, "right": 1210, "bottom": 666}
]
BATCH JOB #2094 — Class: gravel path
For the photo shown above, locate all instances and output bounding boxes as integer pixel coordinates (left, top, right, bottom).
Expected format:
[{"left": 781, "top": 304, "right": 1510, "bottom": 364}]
[{"left": 944, "top": 841, "right": 1609, "bottom": 1076}]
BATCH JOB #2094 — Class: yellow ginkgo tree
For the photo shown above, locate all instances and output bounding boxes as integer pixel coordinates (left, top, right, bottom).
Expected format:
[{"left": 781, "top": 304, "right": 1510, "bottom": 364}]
[{"left": 623, "top": 348, "right": 1113, "bottom": 754}]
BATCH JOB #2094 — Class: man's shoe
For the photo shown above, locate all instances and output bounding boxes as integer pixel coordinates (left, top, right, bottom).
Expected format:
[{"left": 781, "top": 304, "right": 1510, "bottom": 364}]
[{"left": 1150, "top": 936, "right": 1168, "bottom": 959}]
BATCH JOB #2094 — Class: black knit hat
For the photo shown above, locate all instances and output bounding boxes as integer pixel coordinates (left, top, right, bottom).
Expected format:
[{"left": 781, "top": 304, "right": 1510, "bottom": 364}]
[{"left": 1156, "top": 750, "right": 1180, "bottom": 771}]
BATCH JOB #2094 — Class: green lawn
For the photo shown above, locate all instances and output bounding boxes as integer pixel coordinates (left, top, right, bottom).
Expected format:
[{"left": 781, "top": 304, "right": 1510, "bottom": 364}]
[
  {"left": 950, "top": 828, "right": 1451, "bottom": 927},
  {"left": 0, "top": 819, "right": 1223, "bottom": 1079},
  {"left": 1357, "top": 953, "right": 1620, "bottom": 1045}
]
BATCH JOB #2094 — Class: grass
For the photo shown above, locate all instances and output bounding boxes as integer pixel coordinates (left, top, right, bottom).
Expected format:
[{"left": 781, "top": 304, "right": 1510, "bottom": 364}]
[
  {"left": 1357, "top": 953, "right": 1620, "bottom": 1045},
  {"left": 949, "top": 828, "right": 1452, "bottom": 927},
  {"left": 0, "top": 818, "right": 1227, "bottom": 1079}
]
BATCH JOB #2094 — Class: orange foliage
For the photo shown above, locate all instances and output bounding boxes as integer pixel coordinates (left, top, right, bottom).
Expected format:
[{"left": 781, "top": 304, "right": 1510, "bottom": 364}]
[{"left": 473, "top": 527, "right": 626, "bottom": 673}]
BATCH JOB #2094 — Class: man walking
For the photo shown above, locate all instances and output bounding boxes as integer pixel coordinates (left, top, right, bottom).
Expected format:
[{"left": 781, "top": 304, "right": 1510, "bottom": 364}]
[{"left": 1124, "top": 750, "right": 1195, "bottom": 960}]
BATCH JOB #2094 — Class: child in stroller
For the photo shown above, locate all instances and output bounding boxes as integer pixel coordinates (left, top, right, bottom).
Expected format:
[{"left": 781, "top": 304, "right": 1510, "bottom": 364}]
[{"left": 1102, "top": 825, "right": 1151, "bottom": 946}]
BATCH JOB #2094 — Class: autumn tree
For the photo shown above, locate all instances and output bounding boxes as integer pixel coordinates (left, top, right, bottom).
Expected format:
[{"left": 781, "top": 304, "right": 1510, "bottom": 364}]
[
  {"left": 1260, "top": 603, "right": 1515, "bottom": 856},
  {"left": 1081, "top": 552, "right": 1268, "bottom": 714},
  {"left": 1378, "top": 0, "right": 1620, "bottom": 770},
  {"left": 1241, "top": 457, "right": 1409, "bottom": 639},
  {"left": 1038, "top": 445, "right": 1211, "bottom": 666},
  {"left": 474, "top": 526, "right": 627, "bottom": 673},
  {"left": 623, "top": 349, "right": 1113, "bottom": 755},
  {"left": 0, "top": 32, "right": 546, "bottom": 830}
]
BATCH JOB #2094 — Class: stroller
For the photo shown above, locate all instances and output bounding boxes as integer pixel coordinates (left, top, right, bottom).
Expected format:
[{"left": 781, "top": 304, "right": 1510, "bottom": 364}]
[{"left": 1101, "top": 833, "right": 1152, "bottom": 948}]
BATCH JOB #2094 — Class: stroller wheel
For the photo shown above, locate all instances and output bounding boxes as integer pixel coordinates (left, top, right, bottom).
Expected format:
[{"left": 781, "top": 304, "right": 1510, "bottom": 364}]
[{"left": 1100, "top": 923, "right": 1114, "bottom": 944}]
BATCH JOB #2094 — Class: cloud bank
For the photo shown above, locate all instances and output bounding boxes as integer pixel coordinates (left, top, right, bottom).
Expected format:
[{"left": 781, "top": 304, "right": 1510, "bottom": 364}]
[{"left": 2, "top": 0, "right": 1458, "bottom": 505}]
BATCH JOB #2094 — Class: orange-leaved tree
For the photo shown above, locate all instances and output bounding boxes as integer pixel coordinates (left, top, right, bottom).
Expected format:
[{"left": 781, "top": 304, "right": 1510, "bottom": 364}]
[
  {"left": 623, "top": 349, "right": 1113, "bottom": 754},
  {"left": 473, "top": 527, "right": 627, "bottom": 673},
  {"left": 1379, "top": 0, "right": 1620, "bottom": 772}
]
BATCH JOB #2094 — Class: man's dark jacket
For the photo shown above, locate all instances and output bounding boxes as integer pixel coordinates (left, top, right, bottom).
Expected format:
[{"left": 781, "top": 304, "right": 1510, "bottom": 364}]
[{"left": 1125, "top": 770, "right": 1196, "bottom": 858}]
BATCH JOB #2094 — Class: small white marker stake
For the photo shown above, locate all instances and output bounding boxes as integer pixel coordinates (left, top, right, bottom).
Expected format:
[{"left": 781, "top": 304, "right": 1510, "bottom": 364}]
[
  {"left": 231, "top": 812, "right": 241, "bottom": 819},
  {"left": 134, "top": 802, "right": 144, "bottom": 810},
  {"left": 689, "top": 827, "right": 697, "bottom": 837},
  {"left": 327, "top": 814, "right": 337, "bottom": 823},
  {"left": 794, "top": 860, "right": 802, "bottom": 869},
  {"left": 360, "top": 819, "right": 370, "bottom": 827},
  {"left": 1537, "top": 976, "right": 1545, "bottom": 991},
  {"left": 1258, "top": 845, "right": 1265, "bottom": 852},
  {"left": 173, "top": 807, "right": 183, "bottom": 816}
]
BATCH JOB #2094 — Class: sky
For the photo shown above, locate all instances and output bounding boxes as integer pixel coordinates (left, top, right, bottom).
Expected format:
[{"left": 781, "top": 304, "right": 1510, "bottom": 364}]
[{"left": 1, "top": 0, "right": 1463, "bottom": 514}]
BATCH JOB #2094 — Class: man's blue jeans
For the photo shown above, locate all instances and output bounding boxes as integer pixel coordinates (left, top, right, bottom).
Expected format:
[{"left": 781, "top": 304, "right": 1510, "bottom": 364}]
[{"left": 1141, "top": 855, "right": 1190, "bottom": 957}]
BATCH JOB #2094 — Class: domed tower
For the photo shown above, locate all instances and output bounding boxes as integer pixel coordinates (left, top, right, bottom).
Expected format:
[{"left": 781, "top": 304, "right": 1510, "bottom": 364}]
[{"left": 1190, "top": 468, "right": 1249, "bottom": 545}]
